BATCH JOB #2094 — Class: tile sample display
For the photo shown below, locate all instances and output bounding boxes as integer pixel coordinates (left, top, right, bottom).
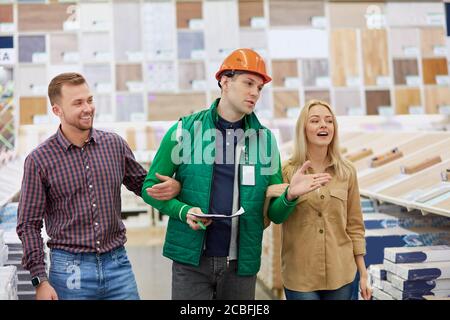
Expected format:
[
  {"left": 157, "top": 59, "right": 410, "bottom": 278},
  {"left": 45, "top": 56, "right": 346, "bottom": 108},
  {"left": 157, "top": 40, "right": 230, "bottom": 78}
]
[
  {"left": 421, "top": 27, "right": 447, "bottom": 58},
  {"left": 178, "top": 61, "right": 206, "bottom": 91},
  {"left": 302, "top": 59, "right": 329, "bottom": 87},
  {"left": 204, "top": 0, "right": 239, "bottom": 60},
  {"left": 273, "top": 91, "right": 300, "bottom": 118},
  {"left": 113, "top": 1, "right": 142, "bottom": 62},
  {"left": 145, "top": 62, "right": 177, "bottom": 92},
  {"left": 17, "top": 65, "right": 47, "bottom": 96},
  {"left": 393, "top": 59, "right": 419, "bottom": 85},
  {"left": 83, "top": 64, "right": 112, "bottom": 93},
  {"left": 424, "top": 86, "right": 450, "bottom": 114},
  {"left": 268, "top": 29, "right": 328, "bottom": 59},
  {"left": 304, "top": 90, "right": 330, "bottom": 104},
  {"left": 176, "top": 1, "right": 202, "bottom": 29},
  {"left": 334, "top": 90, "right": 362, "bottom": 115},
  {"left": 142, "top": 1, "right": 176, "bottom": 60},
  {"left": 271, "top": 60, "right": 298, "bottom": 88},
  {"left": 50, "top": 34, "right": 79, "bottom": 64},
  {"left": 389, "top": 28, "right": 420, "bottom": 58},
  {"left": 422, "top": 58, "right": 449, "bottom": 85},
  {"left": 18, "top": 35, "right": 46, "bottom": 63},
  {"left": 19, "top": 97, "right": 47, "bottom": 125},
  {"left": 80, "top": 2, "right": 112, "bottom": 32},
  {"left": 238, "top": 0, "right": 264, "bottom": 27},
  {"left": 269, "top": 1, "right": 324, "bottom": 27},
  {"left": 79, "top": 33, "right": 111, "bottom": 62},
  {"left": 329, "top": 2, "right": 385, "bottom": 29},
  {"left": 177, "top": 31, "right": 205, "bottom": 60},
  {"left": 116, "top": 94, "right": 144, "bottom": 122}
]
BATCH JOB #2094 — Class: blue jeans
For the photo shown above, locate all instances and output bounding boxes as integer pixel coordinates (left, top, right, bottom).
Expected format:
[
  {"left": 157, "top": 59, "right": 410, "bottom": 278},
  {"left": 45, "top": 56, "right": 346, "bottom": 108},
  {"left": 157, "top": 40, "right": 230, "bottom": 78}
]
[
  {"left": 284, "top": 282, "right": 354, "bottom": 300},
  {"left": 48, "top": 246, "right": 140, "bottom": 300}
]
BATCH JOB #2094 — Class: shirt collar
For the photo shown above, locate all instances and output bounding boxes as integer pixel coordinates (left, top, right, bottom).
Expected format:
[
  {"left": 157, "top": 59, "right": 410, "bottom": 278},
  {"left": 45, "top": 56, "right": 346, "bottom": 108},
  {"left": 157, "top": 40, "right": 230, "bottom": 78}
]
[
  {"left": 217, "top": 114, "right": 244, "bottom": 130},
  {"left": 56, "top": 126, "right": 98, "bottom": 152}
]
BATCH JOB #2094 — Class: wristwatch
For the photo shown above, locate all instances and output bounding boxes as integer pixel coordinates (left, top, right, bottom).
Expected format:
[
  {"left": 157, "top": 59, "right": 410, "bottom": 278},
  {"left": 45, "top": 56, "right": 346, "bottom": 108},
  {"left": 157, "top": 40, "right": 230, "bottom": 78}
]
[{"left": 31, "top": 276, "right": 41, "bottom": 288}]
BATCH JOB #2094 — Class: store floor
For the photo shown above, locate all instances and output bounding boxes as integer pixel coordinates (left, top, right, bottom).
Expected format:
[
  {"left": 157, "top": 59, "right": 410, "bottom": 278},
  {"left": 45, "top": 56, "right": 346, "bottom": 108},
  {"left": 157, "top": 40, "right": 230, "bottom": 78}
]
[{"left": 125, "top": 225, "right": 274, "bottom": 300}]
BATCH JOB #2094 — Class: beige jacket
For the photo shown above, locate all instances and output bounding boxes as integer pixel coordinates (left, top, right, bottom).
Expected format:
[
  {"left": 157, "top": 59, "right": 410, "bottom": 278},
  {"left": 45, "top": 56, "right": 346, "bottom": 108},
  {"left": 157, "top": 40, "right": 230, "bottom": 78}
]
[{"left": 264, "top": 163, "right": 366, "bottom": 292}]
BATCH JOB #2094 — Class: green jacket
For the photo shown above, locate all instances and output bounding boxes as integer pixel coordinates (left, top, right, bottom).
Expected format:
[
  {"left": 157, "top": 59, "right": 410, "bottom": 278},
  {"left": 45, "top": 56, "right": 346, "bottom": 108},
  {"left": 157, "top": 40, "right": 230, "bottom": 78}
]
[{"left": 141, "top": 98, "right": 297, "bottom": 275}]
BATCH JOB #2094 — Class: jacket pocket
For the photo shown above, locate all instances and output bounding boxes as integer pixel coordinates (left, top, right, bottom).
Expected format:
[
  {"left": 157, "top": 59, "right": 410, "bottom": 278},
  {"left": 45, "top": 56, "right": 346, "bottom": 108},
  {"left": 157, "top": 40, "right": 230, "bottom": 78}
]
[{"left": 329, "top": 188, "right": 348, "bottom": 225}]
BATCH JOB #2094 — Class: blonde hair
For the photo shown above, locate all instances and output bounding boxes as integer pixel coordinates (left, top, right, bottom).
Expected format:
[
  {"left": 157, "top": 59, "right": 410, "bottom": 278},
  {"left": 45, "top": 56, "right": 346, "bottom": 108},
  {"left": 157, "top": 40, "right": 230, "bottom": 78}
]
[{"left": 286, "top": 99, "right": 352, "bottom": 181}]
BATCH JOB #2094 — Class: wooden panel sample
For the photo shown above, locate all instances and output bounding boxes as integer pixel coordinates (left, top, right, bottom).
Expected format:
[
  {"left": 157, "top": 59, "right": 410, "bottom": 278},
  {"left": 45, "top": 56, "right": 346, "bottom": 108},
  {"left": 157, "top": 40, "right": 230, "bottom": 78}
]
[
  {"left": 346, "top": 148, "right": 373, "bottom": 162},
  {"left": 302, "top": 59, "right": 328, "bottom": 87},
  {"left": 116, "top": 64, "right": 143, "bottom": 91},
  {"left": 329, "top": 2, "right": 385, "bottom": 28},
  {"left": 238, "top": 0, "right": 264, "bottom": 27},
  {"left": 334, "top": 90, "right": 361, "bottom": 115},
  {"left": 18, "top": 3, "right": 69, "bottom": 31},
  {"left": 0, "top": 5, "right": 13, "bottom": 23},
  {"left": 271, "top": 60, "right": 298, "bottom": 88},
  {"left": 365, "top": 90, "right": 391, "bottom": 115},
  {"left": 389, "top": 28, "right": 420, "bottom": 58},
  {"left": 19, "top": 97, "right": 47, "bottom": 125},
  {"left": 330, "top": 29, "right": 358, "bottom": 87},
  {"left": 424, "top": 86, "right": 450, "bottom": 114},
  {"left": 269, "top": 1, "right": 324, "bottom": 26},
  {"left": 395, "top": 88, "right": 421, "bottom": 114},
  {"left": 273, "top": 91, "right": 300, "bottom": 118},
  {"left": 422, "top": 58, "right": 448, "bottom": 85},
  {"left": 113, "top": 1, "right": 142, "bottom": 61},
  {"left": 50, "top": 34, "right": 78, "bottom": 64},
  {"left": 176, "top": 1, "right": 202, "bottom": 29},
  {"left": 401, "top": 156, "right": 442, "bottom": 175},
  {"left": 393, "top": 59, "right": 419, "bottom": 85},
  {"left": 178, "top": 61, "right": 205, "bottom": 90},
  {"left": 361, "top": 29, "right": 389, "bottom": 86},
  {"left": 421, "top": 27, "right": 446, "bottom": 58},
  {"left": 304, "top": 90, "right": 330, "bottom": 104},
  {"left": 148, "top": 93, "right": 206, "bottom": 121}
]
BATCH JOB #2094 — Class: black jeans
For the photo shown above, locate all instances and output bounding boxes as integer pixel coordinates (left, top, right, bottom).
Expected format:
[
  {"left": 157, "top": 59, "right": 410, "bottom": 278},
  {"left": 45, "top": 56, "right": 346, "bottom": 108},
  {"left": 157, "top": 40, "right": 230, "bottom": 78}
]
[{"left": 171, "top": 256, "right": 256, "bottom": 300}]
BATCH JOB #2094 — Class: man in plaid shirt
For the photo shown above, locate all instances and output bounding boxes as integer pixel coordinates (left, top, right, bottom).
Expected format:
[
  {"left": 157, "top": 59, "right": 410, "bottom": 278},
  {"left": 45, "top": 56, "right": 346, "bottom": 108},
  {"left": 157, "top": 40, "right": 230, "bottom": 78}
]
[{"left": 16, "top": 72, "right": 177, "bottom": 300}]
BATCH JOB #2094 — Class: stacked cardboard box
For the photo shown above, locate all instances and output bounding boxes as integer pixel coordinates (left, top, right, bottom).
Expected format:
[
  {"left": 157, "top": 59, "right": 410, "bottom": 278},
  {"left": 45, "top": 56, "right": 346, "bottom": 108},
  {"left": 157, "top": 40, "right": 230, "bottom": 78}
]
[{"left": 369, "top": 246, "right": 450, "bottom": 299}]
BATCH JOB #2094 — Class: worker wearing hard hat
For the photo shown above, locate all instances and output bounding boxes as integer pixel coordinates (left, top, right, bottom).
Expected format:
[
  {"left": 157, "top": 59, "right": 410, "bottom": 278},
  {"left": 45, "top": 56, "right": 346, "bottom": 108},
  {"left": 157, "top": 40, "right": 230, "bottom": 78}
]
[{"left": 141, "top": 48, "right": 331, "bottom": 300}]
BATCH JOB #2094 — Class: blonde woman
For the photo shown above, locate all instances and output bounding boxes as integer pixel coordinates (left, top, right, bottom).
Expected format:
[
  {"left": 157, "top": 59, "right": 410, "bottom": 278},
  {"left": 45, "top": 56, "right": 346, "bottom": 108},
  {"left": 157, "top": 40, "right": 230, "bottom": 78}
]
[{"left": 268, "top": 100, "right": 371, "bottom": 300}]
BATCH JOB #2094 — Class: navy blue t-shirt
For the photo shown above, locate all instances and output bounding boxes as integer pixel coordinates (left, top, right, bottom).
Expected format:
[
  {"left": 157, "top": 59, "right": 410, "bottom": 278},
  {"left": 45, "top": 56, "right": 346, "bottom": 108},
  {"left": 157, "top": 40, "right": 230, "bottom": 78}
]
[{"left": 204, "top": 115, "right": 243, "bottom": 257}]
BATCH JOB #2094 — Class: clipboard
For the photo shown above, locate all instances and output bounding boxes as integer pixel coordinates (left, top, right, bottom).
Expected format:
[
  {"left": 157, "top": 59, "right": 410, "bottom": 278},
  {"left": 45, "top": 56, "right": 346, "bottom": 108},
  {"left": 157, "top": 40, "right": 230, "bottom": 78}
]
[{"left": 189, "top": 207, "right": 245, "bottom": 219}]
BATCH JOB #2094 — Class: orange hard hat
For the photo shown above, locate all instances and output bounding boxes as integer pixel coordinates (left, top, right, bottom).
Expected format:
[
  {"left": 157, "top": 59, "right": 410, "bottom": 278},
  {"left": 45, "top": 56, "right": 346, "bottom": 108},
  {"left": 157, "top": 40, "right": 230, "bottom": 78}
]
[{"left": 215, "top": 48, "right": 272, "bottom": 84}]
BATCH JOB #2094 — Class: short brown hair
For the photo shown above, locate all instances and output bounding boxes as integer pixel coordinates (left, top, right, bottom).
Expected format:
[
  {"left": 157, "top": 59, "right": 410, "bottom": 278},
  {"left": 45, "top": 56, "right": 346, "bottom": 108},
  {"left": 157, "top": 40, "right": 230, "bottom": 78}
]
[{"left": 48, "top": 72, "right": 87, "bottom": 106}]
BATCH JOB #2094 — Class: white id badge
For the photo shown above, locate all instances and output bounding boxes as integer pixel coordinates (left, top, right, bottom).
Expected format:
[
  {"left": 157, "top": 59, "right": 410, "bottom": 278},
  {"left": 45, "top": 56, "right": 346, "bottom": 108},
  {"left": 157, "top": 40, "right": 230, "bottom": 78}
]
[{"left": 242, "top": 165, "right": 255, "bottom": 186}]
